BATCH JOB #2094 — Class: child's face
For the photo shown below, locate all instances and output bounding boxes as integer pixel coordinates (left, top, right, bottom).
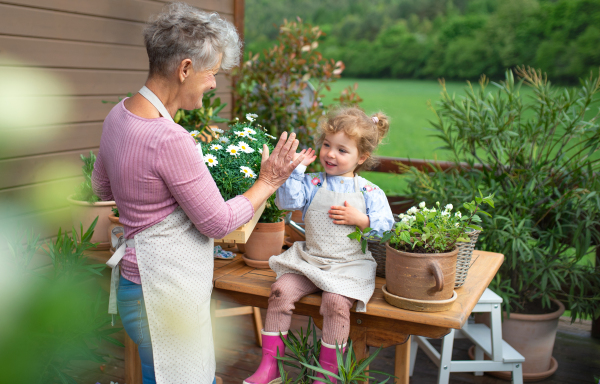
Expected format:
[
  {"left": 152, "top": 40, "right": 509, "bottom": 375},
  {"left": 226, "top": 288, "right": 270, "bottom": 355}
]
[{"left": 320, "top": 132, "right": 368, "bottom": 177}]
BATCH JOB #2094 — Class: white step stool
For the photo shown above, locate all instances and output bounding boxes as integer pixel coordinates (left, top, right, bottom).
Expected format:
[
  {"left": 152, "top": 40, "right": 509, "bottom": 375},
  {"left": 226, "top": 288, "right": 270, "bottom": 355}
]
[{"left": 409, "top": 288, "right": 525, "bottom": 384}]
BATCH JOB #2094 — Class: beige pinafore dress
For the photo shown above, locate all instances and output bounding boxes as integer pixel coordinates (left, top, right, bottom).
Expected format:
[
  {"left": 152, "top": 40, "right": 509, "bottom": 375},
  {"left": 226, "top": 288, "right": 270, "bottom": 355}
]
[{"left": 269, "top": 174, "right": 377, "bottom": 312}]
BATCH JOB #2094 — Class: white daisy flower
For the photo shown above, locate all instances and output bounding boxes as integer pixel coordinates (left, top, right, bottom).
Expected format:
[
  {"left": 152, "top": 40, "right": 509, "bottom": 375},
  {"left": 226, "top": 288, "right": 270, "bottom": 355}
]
[
  {"left": 445, "top": 204, "right": 453, "bottom": 211},
  {"left": 265, "top": 133, "right": 277, "bottom": 139},
  {"left": 247, "top": 170, "right": 257, "bottom": 179},
  {"left": 258, "top": 148, "right": 263, "bottom": 154},
  {"left": 419, "top": 201, "right": 426, "bottom": 209},
  {"left": 244, "top": 128, "right": 257, "bottom": 135},
  {"left": 237, "top": 141, "right": 254, "bottom": 153},
  {"left": 226, "top": 145, "right": 241, "bottom": 157},
  {"left": 190, "top": 130, "right": 200, "bottom": 136},
  {"left": 212, "top": 127, "right": 224, "bottom": 134},
  {"left": 218, "top": 136, "right": 229, "bottom": 143},
  {"left": 240, "top": 166, "right": 256, "bottom": 178},
  {"left": 247, "top": 136, "right": 257, "bottom": 141},
  {"left": 234, "top": 131, "right": 248, "bottom": 137},
  {"left": 210, "top": 144, "right": 223, "bottom": 151},
  {"left": 246, "top": 113, "right": 258, "bottom": 122},
  {"left": 204, "top": 154, "right": 218, "bottom": 167}
]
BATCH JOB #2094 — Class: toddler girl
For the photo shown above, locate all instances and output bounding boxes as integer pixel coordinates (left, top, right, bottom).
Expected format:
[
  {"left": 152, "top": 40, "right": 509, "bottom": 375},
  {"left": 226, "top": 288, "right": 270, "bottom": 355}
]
[{"left": 245, "top": 107, "right": 395, "bottom": 384}]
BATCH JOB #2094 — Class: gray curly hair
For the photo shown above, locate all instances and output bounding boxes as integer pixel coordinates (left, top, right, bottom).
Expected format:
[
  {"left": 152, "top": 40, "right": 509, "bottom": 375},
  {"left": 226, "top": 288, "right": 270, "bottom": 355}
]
[{"left": 143, "top": 2, "right": 242, "bottom": 77}]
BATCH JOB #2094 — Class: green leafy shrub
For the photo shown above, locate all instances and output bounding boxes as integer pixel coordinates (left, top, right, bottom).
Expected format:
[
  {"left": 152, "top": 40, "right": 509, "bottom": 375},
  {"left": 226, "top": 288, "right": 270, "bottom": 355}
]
[
  {"left": 174, "top": 89, "right": 229, "bottom": 135},
  {"left": 260, "top": 194, "right": 288, "bottom": 224},
  {"left": 403, "top": 67, "right": 600, "bottom": 320},
  {"left": 233, "top": 18, "right": 359, "bottom": 150},
  {"left": 197, "top": 115, "right": 275, "bottom": 201},
  {"left": 72, "top": 151, "right": 100, "bottom": 203},
  {"left": 0, "top": 219, "right": 122, "bottom": 383}
]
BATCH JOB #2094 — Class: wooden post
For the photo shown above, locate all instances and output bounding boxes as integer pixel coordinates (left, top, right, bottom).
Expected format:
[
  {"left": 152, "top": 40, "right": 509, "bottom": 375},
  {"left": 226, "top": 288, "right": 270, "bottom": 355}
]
[
  {"left": 124, "top": 333, "right": 143, "bottom": 384},
  {"left": 395, "top": 339, "right": 411, "bottom": 384}
]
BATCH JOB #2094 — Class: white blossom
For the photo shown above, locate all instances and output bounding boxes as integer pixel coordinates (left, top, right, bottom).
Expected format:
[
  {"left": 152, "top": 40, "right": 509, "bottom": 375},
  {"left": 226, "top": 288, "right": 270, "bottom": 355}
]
[
  {"left": 234, "top": 131, "right": 248, "bottom": 137},
  {"left": 212, "top": 127, "right": 224, "bottom": 134},
  {"left": 455, "top": 212, "right": 462, "bottom": 218},
  {"left": 210, "top": 144, "right": 223, "bottom": 151},
  {"left": 226, "top": 145, "right": 241, "bottom": 157},
  {"left": 247, "top": 136, "right": 257, "bottom": 141},
  {"left": 190, "top": 130, "right": 200, "bottom": 136},
  {"left": 218, "top": 136, "right": 229, "bottom": 143},
  {"left": 441, "top": 210, "right": 450, "bottom": 216},
  {"left": 244, "top": 128, "right": 256, "bottom": 135},
  {"left": 237, "top": 141, "right": 254, "bottom": 153},
  {"left": 445, "top": 204, "right": 453, "bottom": 211},
  {"left": 419, "top": 201, "right": 426, "bottom": 209},
  {"left": 246, "top": 113, "right": 258, "bottom": 122},
  {"left": 258, "top": 148, "right": 263, "bottom": 154},
  {"left": 240, "top": 166, "right": 256, "bottom": 178},
  {"left": 265, "top": 133, "right": 277, "bottom": 139},
  {"left": 407, "top": 206, "right": 418, "bottom": 215},
  {"left": 203, "top": 154, "right": 218, "bottom": 167}
]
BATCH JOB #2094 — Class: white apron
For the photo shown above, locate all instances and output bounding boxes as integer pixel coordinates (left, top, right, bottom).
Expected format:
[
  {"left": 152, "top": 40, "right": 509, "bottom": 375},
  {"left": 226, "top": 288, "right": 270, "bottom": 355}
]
[
  {"left": 269, "top": 174, "right": 377, "bottom": 312},
  {"left": 106, "top": 87, "right": 215, "bottom": 383}
]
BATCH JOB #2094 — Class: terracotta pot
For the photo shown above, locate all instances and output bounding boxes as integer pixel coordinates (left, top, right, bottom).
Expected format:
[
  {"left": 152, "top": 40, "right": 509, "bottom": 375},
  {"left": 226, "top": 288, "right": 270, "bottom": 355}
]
[
  {"left": 107, "top": 212, "right": 122, "bottom": 252},
  {"left": 477, "top": 299, "right": 565, "bottom": 380},
  {"left": 385, "top": 243, "right": 457, "bottom": 301},
  {"left": 236, "top": 243, "right": 246, "bottom": 253},
  {"left": 67, "top": 195, "right": 116, "bottom": 250},
  {"left": 244, "top": 220, "right": 285, "bottom": 265}
]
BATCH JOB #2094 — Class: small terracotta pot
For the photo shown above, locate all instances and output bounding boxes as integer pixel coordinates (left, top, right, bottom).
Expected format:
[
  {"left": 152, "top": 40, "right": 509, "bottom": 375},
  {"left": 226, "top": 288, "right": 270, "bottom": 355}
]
[
  {"left": 476, "top": 299, "right": 565, "bottom": 380},
  {"left": 67, "top": 195, "right": 116, "bottom": 250},
  {"left": 244, "top": 220, "right": 285, "bottom": 264},
  {"left": 385, "top": 243, "right": 458, "bottom": 301}
]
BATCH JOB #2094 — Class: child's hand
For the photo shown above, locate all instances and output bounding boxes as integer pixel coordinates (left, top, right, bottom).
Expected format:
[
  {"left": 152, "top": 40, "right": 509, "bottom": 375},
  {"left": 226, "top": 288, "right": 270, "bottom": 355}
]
[
  {"left": 293, "top": 148, "right": 316, "bottom": 167},
  {"left": 329, "top": 201, "right": 370, "bottom": 230}
]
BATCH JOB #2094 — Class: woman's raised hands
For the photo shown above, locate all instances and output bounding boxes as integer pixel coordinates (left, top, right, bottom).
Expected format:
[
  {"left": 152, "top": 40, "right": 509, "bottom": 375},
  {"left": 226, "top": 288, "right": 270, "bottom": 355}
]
[{"left": 258, "top": 132, "right": 307, "bottom": 190}]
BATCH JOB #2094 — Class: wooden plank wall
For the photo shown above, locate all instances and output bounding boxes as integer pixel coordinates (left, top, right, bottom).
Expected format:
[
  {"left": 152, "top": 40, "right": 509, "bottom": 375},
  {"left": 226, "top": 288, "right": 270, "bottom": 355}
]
[{"left": 0, "top": 0, "right": 240, "bottom": 239}]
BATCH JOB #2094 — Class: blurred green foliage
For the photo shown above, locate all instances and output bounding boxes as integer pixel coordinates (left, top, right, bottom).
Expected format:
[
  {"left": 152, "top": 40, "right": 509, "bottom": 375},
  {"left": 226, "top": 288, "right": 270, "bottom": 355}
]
[
  {"left": 402, "top": 68, "right": 600, "bottom": 320},
  {"left": 72, "top": 151, "right": 100, "bottom": 204},
  {"left": 0, "top": 218, "right": 122, "bottom": 383},
  {"left": 259, "top": 194, "right": 288, "bottom": 224},
  {"left": 245, "top": 0, "right": 600, "bottom": 83},
  {"left": 174, "top": 89, "right": 229, "bottom": 134}
]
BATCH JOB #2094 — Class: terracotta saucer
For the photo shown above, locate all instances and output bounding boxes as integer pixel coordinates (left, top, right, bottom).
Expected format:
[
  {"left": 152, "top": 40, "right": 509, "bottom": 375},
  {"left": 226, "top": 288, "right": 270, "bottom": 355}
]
[
  {"left": 242, "top": 255, "right": 272, "bottom": 269},
  {"left": 382, "top": 285, "right": 457, "bottom": 312},
  {"left": 467, "top": 346, "right": 558, "bottom": 382}
]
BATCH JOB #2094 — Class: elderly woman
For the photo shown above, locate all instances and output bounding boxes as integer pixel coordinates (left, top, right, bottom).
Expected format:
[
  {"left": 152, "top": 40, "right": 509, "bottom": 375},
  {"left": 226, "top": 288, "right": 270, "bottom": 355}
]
[{"left": 92, "top": 3, "right": 305, "bottom": 384}]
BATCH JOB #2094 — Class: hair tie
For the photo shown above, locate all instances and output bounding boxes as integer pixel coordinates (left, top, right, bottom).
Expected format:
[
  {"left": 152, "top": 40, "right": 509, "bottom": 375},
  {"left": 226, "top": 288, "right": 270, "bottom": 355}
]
[{"left": 371, "top": 116, "right": 379, "bottom": 124}]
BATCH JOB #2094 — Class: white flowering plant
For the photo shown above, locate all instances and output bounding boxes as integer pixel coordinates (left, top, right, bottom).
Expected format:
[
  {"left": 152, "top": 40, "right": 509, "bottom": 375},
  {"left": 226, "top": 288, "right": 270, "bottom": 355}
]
[
  {"left": 381, "top": 193, "right": 494, "bottom": 254},
  {"left": 194, "top": 114, "right": 277, "bottom": 201}
]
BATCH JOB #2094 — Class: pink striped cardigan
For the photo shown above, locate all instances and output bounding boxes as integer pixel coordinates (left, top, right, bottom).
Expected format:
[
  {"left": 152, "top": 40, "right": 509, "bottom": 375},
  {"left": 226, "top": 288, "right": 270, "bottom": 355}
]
[{"left": 92, "top": 99, "right": 254, "bottom": 284}]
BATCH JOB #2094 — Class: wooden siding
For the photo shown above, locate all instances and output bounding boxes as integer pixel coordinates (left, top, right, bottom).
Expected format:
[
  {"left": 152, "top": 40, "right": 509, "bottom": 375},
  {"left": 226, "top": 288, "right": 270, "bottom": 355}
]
[{"left": 0, "top": 0, "right": 239, "bottom": 239}]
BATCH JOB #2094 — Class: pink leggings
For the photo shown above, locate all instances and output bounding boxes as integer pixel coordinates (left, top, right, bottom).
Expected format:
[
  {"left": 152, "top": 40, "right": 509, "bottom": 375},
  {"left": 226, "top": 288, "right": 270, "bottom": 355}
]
[{"left": 265, "top": 273, "right": 355, "bottom": 345}]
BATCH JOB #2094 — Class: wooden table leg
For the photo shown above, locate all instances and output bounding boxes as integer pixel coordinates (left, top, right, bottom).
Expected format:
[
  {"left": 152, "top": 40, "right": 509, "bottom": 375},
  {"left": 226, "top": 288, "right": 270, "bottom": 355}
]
[
  {"left": 124, "top": 332, "right": 143, "bottom": 384},
  {"left": 253, "top": 307, "right": 263, "bottom": 347},
  {"left": 394, "top": 339, "right": 411, "bottom": 384}
]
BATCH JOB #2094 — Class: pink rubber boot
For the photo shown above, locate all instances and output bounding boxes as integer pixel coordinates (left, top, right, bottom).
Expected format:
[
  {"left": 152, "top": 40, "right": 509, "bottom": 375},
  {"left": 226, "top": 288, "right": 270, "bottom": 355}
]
[
  {"left": 243, "top": 330, "right": 288, "bottom": 384},
  {"left": 313, "top": 341, "right": 345, "bottom": 384}
]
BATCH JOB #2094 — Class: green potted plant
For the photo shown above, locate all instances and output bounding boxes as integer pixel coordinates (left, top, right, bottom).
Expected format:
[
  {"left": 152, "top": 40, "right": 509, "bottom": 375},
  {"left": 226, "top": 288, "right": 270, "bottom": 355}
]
[
  {"left": 371, "top": 196, "right": 492, "bottom": 310},
  {"left": 175, "top": 89, "right": 229, "bottom": 141},
  {"left": 403, "top": 68, "right": 600, "bottom": 379},
  {"left": 242, "top": 193, "right": 288, "bottom": 268},
  {"left": 67, "top": 151, "right": 116, "bottom": 250},
  {"left": 196, "top": 114, "right": 276, "bottom": 243}
]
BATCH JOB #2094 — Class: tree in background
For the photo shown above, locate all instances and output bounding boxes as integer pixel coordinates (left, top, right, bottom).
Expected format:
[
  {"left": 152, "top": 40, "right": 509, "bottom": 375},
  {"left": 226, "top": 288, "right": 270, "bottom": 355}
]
[{"left": 244, "top": 0, "right": 600, "bottom": 83}]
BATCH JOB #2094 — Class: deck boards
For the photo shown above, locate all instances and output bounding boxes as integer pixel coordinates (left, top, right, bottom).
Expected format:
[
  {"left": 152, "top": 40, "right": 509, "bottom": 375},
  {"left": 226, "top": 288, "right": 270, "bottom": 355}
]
[{"left": 70, "top": 308, "right": 600, "bottom": 384}]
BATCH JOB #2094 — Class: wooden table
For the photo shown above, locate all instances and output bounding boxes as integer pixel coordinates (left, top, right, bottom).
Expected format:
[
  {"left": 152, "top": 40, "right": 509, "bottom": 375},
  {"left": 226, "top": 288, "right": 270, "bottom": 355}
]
[
  {"left": 90, "top": 249, "right": 503, "bottom": 384},
  {"left": 213, "top": 250, "right": 504, "bottom": 384}
]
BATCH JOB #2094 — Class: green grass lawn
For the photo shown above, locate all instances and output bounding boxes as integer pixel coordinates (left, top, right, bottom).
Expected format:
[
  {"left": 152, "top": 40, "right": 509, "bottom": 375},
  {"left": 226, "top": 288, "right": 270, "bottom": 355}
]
[{"left": 321, "top": 78, "right": 471, "bottom": 194}]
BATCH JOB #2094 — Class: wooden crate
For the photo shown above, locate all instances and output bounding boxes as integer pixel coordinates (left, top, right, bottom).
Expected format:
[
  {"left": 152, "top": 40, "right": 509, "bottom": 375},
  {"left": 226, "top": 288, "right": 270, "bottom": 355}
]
[{"left": 214, "top": 202, "right": 265, "bottom": 244}]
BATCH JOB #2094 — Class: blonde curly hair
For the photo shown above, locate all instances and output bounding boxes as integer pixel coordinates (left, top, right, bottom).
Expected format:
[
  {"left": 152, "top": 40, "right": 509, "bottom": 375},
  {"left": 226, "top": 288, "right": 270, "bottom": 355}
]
[{"left": 316, "top": 106, "right": 390, "bottom": 171}]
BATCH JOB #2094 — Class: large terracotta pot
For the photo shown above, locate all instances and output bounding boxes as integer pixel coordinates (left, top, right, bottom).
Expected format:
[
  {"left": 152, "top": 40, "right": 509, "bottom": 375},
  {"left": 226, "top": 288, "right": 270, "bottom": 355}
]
[
  {"left": 385, "top": 243, "right": 458, "bottom": 300},
  {"left": 67, "top": 195, "right": 116, "bottom": 250},
  {"left": 243, "top": 220, "right": 285, "bottom": 268}
]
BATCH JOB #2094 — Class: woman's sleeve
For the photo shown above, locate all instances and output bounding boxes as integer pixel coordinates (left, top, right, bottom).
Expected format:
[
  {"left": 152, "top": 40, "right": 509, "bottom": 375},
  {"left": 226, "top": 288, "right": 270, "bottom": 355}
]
[
  {"left": 275, "top": 164, "right": 310, "bottom": 210},
  {"left": 92, "top": 150, "right": 114, "bottom": 201},
  {"left": 365, "top": 189, "right": 395, "bottom": 237},
  {"left": 156, "top": 130, "right": 254, "bottom": 239}
]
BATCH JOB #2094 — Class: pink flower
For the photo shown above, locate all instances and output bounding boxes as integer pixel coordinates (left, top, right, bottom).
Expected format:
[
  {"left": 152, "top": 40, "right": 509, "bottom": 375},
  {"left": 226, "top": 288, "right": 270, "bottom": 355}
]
[
  {"left": 311, "top": 177, "right": 321, "bottom": 186},
  {"left": 363, "top": 185, "right": 374, "bottom": 192}
]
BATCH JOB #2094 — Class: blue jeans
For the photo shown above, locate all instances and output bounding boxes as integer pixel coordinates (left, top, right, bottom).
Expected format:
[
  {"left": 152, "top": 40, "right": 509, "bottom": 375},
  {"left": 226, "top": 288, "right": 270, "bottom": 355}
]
[{"left": 117, "top": 275, "right": 218, "bottom": 384}]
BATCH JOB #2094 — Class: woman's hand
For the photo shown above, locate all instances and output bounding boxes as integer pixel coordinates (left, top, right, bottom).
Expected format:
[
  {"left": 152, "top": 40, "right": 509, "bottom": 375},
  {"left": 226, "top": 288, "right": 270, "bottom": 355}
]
[
  {"left": 258, "top": 132, "right": 307, "bottom": 190},
  {"left": 293, "top": 148, "right": 317, "bottom": 167},
  {"left": 329, "top": 201, "right": 370, "bottom": 230}
]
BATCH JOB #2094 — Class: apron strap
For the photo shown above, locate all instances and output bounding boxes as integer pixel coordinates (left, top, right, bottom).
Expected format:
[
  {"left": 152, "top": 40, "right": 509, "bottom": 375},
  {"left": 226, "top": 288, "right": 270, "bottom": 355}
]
[
  {"left": 353, "top": 175, "right": 360, "bottom": 192},
  {"left": 106, "top": 227, "right": 136, "bottom": 325},
  {"left": 322, "top": 173, "right": 327, "bottom": 188},
  {"left": 138, "top": 86, "right": 174, "bottom": 122}
]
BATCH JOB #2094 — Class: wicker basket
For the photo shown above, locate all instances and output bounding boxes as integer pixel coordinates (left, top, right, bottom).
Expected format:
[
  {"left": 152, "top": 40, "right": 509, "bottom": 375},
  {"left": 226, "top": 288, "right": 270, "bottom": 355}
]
[{"left": 454, "top": 229, "right": 481, "bottom": 288}]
